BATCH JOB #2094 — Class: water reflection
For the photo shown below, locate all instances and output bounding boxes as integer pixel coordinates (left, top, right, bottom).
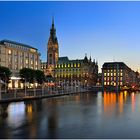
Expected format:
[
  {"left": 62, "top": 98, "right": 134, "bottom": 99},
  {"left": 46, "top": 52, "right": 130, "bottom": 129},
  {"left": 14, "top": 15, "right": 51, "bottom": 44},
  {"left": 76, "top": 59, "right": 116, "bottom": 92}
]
[
  {"left": 102, "top": 91, "right": 137, "bottom": 116},
  {"left": 7, "top": 102, "right": 25, "bottom": 128},
  {"left": 0, "top": 91, "right": 139, "bottom": 138},
  {"left": 0, "top": 104, "right": 8, "bottom": 118},
  {"left": 131, "top": 92, "right": 135, "bottom": 112}
]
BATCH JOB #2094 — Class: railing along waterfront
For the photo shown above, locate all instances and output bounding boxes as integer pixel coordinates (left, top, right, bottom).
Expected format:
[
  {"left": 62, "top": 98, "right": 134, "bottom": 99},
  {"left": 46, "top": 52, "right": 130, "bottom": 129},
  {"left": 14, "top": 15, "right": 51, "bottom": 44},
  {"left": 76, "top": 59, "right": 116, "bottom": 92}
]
[{"left": 0, "top": 85, "right": 90, "bottom": 103}]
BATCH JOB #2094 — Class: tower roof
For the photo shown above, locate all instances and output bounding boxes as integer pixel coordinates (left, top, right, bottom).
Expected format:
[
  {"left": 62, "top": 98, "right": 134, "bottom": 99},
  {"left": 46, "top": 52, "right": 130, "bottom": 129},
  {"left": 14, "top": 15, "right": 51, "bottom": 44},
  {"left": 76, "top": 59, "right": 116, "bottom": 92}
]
[{"left": 49, "top": 18, "right": 58, "bottom": 44}]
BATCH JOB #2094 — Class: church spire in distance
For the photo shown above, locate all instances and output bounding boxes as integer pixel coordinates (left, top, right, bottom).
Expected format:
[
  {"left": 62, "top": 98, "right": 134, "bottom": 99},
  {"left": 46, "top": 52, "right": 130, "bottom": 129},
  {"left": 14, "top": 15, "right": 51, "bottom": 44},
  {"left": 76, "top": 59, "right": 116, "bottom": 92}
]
[
  {"left": 50, "top": 17, "right": 57, "bottom": 43},
  {"left": 52, "top": 16, "right": 54, "bottom": 28},
  {"left": 47, "top": 17, "right": 59, "bottom": 69}
]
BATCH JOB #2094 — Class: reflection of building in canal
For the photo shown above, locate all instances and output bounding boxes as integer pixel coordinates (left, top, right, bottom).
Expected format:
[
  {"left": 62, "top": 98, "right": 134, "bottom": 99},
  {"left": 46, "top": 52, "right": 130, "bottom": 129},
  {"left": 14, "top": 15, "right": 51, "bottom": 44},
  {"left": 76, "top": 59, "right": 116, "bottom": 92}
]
[
  {"left": 25, "top": 102, "right": 36, "bottom": 138},
  {"left": 0, "top": 104, "right": 8, "bottom": 118},
  {"left": 131, "top": 92, "right": 135, "bottom": 112},
  {"left": 24, "top": 100, "right": 43, "bottom": 138},
  {"left": 103, "top": 92, "right": 129, "bottom": 114},
  {"left": 47, "top": 99, "right": 58, "bottom": 138}
]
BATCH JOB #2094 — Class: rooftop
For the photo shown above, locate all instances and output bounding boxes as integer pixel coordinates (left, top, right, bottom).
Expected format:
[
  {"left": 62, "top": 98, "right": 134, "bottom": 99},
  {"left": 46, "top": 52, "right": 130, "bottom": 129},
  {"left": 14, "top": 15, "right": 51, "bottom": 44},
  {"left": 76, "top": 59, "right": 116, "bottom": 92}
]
[
  {"left": 102, "top": 62, "right": 130, "bottom": 69},
  {"left": 58, "top": 56, "right": 84, "bottom": 64},
  {"left": 0, "top": 39, "right": 37, "bottom": 50}
]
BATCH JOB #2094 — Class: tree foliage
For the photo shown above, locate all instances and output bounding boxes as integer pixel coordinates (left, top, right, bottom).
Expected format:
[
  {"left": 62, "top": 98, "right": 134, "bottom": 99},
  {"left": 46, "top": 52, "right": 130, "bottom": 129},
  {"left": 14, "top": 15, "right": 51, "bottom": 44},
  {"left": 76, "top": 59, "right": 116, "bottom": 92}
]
[
  {"left": 35, "top": 70, "right": 45, "bottom": 84},
  {"left": 0, "top": 66, "right": 12, "bottom": 83},
  {"left": 19, "top": 68, "right": 45, "bottom": 84}
]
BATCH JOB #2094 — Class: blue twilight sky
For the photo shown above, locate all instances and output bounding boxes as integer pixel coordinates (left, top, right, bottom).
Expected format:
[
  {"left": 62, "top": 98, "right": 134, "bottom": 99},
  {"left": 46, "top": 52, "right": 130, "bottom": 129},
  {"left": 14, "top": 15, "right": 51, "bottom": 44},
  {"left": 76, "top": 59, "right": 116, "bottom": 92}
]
[{"left": 0, "top": 1, "right": 140, "bottom": 72}]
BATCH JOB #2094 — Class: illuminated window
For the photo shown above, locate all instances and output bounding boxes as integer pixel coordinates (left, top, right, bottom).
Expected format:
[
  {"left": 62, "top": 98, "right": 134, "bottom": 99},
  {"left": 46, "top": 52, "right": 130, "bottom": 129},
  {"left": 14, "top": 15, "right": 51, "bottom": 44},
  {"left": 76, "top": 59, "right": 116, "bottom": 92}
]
[
  {"left": 120, "top": 82, "right": 122, "bottom": 85},
  {"left": 104, "top": 82, "right": 106, "bottom": 85},
  {"left": 114, "top": 73, "right": 116, "bottom": 76},
  {"left": 68, "top": 64, "right": 70, "bottom": 68},
  {"left": 104, "top": 73, "right": 106, "bottom": 76},
  {"left": 78, "top": 63, "right": 80, "bottom": 67},
  {"left": 120, "top": 73, "right": 123, "bottom": 76},
  {"left": 111, "top": 73, "right": 113, "bottom": 76},
  {"left": 35, "top": 61, "right": 38, "bottom": 65},
  {"left": 26, "top": 59, "right": 28, "bottom": 64},
  {"left": 31, "top": 60, "right": 33, "bottom": 65},
  {"left": 65, "top": 64, "right": 67, "bottom": 68},
  {"left": 107, "top": 82, "right": 110, "bottom": 85},
  {"left": 8, "top": 50, "right": 12, "bottom": 54},
  {"left": 104, "top": 77, "right": 106, "bottom": 81},
  {"left": 74, "top": 63, "right": 76, "bottom": 67},
  {"left": 107, "top": 73, "right": 109, "bottom": 76},
  {"left": 71, "top": 63, "right": 73, "bottom": 67}
]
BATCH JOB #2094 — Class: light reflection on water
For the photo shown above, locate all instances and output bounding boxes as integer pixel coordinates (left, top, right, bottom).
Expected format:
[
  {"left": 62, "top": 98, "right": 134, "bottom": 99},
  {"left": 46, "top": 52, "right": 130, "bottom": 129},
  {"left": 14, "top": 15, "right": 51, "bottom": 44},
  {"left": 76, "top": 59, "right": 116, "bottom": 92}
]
[
  {"left": 0, "top": 91, "right": 140, "bottom": 138},
  {"left": 7, "top": 102, "right": 25, "bottom": 127}
]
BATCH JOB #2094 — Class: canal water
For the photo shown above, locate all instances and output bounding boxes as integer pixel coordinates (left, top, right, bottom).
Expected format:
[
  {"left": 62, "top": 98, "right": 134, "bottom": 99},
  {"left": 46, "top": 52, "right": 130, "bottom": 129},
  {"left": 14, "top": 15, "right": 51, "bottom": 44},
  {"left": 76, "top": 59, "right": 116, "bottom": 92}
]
[{"left": 0, "top": 91, "right": 140, "bottom": 139}]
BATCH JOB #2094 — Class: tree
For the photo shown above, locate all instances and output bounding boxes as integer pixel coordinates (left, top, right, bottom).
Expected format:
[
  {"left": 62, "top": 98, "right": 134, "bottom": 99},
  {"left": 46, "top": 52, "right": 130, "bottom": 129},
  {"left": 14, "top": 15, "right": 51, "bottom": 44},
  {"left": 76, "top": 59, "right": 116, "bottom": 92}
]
[
  {"left": 19, "top": 68, "right": 35, "bottom": 84},
  {"left": 0, "top": 66, "right": 12, "bottom": 84},
  {"left": 20, "top": 68, "right": 46, "bottom": 87},
  {"left": 35, "top": 70, "right": 45, "bottom": 84}
]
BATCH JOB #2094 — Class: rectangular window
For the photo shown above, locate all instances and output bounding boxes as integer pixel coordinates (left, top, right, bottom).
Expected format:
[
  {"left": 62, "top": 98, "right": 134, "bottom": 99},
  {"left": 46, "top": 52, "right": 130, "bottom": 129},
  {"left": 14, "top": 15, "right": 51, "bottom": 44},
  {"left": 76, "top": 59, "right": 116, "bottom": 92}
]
[
  {"left": 31, "top": 60, "right": 33, "bottom": 65},
  {"left": 8, "top": 50, "right": 12, "bottom": 55},
  {"left": 26, "top": 59, "right": 28, "bottom": 64}
]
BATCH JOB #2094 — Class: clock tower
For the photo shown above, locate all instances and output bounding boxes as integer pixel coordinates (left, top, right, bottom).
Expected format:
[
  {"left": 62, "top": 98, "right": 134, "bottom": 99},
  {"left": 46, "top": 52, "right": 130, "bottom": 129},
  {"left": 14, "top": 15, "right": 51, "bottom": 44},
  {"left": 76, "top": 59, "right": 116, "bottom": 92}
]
[{"left": 47, "top": 18, "right": 59, "bottom": 76}]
